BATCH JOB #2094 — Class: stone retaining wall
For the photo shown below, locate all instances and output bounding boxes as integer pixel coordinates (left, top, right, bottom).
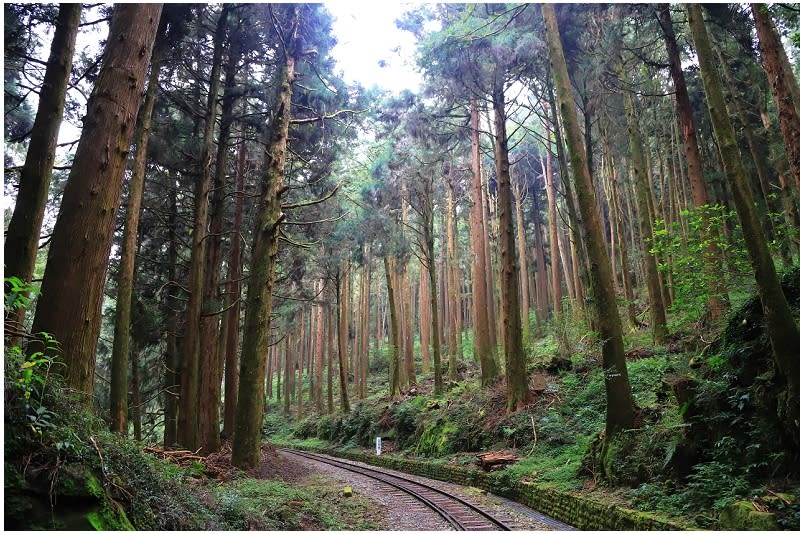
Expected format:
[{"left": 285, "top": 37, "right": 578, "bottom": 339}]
[{"left": 289, "top": 443, "right": 684, "bottom": 530}]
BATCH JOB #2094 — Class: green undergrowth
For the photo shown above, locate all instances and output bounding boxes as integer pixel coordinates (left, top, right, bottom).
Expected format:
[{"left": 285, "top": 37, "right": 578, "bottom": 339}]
[
  {"left": 212, "top": 476, "right": 383, "bottom": 530},
  {"left": 283, "top": 268, "right": 800, "bottom": 529}
]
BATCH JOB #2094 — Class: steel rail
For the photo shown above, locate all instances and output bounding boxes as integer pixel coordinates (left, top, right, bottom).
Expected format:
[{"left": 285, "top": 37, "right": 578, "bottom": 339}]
[{"left": 279, "top": 448, "right": 513, "bottom": 531}]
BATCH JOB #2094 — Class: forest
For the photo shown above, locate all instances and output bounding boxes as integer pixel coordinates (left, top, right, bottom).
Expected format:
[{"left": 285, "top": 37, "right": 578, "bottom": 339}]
[{"left": 4, "top": 2, "right": 800, "bottom": 530}]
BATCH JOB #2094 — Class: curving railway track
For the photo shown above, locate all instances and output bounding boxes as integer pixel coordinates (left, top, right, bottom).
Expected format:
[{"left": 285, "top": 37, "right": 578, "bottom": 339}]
[{"left": 280, "top": 448, "right": 559, "bottom": 531}]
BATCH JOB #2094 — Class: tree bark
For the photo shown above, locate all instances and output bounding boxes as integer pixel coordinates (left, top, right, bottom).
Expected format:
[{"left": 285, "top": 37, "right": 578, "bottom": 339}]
[
  {"left": 30, "top": 4, "right": 162, "bottom": 396},
  {"left": 179, "top": 6, "right": 228, "bottom": 450},
  {"left": 109, "top": 33, "right": 164, "bottom": 436},
  {"left": 419, "top": 269, "right": 431, "bottom": 374},
  {"left": 512, "top": 169, "right": 531, "bottom": 339},
  {"left": 530, "top": 180, "right": 549, "bottom": 329},
  {"left": 687, "top": 3, "right": 800, "bottom": 447},
  {"left": 231, "top": 5, "right": 299, "bottom": 468},
  {"left": 384, "top": 255, "right": 401, "bottom": 398},
  {"left": 337, "top": 264, "right": 351, "bottom": 413},
  {"left": 619, "top": 65, "right": 668, "bottom": 345},
  {"left": 5, "top": 3, "right": 81, "bottom": 332},
  {"left": 492, "top": 73, "right": 529, "bottom": 413},
  {"left": 315, "top": 279, "right": 325, "bottom": 410},
  {"left": 199, "top": 13, "right": 241, "bottom": 453},
  {"left": 326, "top": 286, "right": 335, "bottom": 413},
  {"left": 543, "top": 3, "right": 637, "bottom": 438},
  {"left": 222, "top": 144, "right": 247, "bottom": 438},
  {"left": 469, "top": 100, "right": 498, "bottom": 385},
  {"left": 163, "top": 177, "right": 180, "bottom": 447},
  {"left": 359, "top": 260, "right": 371, "bottom": 398},
  {"left": 752, "top": 4, "right": 800, "bottom": 188},
  {"left": 446, "top": 177, "right": 462, "bottom": 379},
  {"left": 543, "top": 137, "right": 564, "bottom": 318}
]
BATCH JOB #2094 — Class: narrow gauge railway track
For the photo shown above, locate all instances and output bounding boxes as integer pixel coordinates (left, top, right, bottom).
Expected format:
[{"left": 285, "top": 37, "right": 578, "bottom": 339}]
[{"left": 280, "top": 448, "right": 512, "bottom": 531}]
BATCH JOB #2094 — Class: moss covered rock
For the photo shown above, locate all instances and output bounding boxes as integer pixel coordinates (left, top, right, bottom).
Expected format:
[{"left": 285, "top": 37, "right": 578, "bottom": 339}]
[
  {"left": 719, "top": 500, "right": 778, "bottom": 530},
  {"left": 416, "top": 419, "right": 459, "bottom": 456}
]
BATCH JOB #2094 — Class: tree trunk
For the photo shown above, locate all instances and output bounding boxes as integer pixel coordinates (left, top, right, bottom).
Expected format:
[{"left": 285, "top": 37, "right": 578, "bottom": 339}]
[
  {"left": 297, "top": 313, "right": 305, "bottom": 419},
  {"left": 384, "top": 255, "right": 402, "bottom": 398},
  {"left": 688, "top": 3, "right": 800, "bottom": 447},
  {"left": 326, "top": 287, "right": 335, "bottom": 414},
  {"left": 512, "top": 169, "right": 531, "bottom": 339},
  {"left": 5, "top": 3, "right": 80, "bottom": 334},
  {"left": 492, "top": 74, "right": 529, "bottom": 413},
  {"left": 109, "top": 33, "right": 164, "bottom": 435},
  {"left": 469, "top": 100, "right": 499, "bottom": 385},
  {"left": 276, "top": 342, "right": 282, "bottom": 402},
  {"left": 315, "top": 279, "right": 325, "bottom": 410},
  {"left": 446, "top": 178, "right": 462, "bottom": 379},
  {"left": 360, "top": 260, "right": 371, "bottom": 398},
  {"left": 419, "top": 269, "right": 431, "bottom": 374},
  {"left": 284, "top": 336, "right": 294, "bottom": 415},
  {"left": 530, "top": 181, "right": 549, "bottom": 329},
  {"left": 752, "top": 4, "right": 800, "bottom": 188},
  {"left": 401, "top": 260, "right": 416, "bottom": 386},
  {"left": 199, "top": 14, "right": 241, "bottom": 453},
  {"left": 163, "top": 177, "right": 180, "bottom": 447},
  {"left": 543, "top": 3, "right": 637, "bottom": 439},
  {"left": 548, "top": 80, "right": 590, "bottom": 320},
  {"left": 544, "top": 140, "right": 564, "bottom": 318},
  {"left": 30, "top": 4, "right": 162, "bottom": 395},
  {"left": 231, "top": 6, "right": 299, "bottom": 468},
  {"left": 179, "top": 6, "right": 228, "bottom": 450},
  {"left": 222, "top": 144, "right": 247, "bottom": 438},
  {"left": 620, "top": 65, "right": 668, "bottom": 345},
  {"left": 337, "top": 266, "right": 351, "bottom": 413},
  {"left": 131, "top": 341, "right": 142, "bottom": 441}
]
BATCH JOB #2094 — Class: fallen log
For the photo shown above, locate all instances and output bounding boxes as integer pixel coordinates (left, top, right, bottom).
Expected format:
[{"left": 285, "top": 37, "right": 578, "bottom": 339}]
[{"left": 476, "top": 451, "right": 519, "bottom": 471}]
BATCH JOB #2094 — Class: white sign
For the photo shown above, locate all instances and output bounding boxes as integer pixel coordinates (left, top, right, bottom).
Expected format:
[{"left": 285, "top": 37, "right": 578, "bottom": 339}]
[{"left": 376, "top": 437, "right": 382, "bottom": 455}]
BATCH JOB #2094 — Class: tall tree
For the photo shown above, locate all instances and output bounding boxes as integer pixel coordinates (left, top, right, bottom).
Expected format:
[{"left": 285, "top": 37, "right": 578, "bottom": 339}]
[
  {"left": 4, "top": 3, "right": 81, "bottom": 330},
  {"left": 109, "top": 19, "right": 167, "bottom": 435},
  {"left": 492, "top": 73, "right": 530, "bottom": 412},
  {"left": 687, "top": 3, "right": 800, "bottom": 447},
  {"left": 29, "top": 4, "right": 163, "bottom": 395},
  {"left": 232, "top": 5, "right": 301, "bottom": 468},
  {"left": 543, "top": 4, "right": 637, "bottom": 444},
  {"left": 469, "top": 100, "right": 499, "bottom": 385},
  {"left": 619, "top": 64, "right": 668, "bottom": 344},
  {"left": 655, "top": 3, "right": 729, "bottom": 319},
  {"left": 178, "top": 5, "right": 229, "bottom": 451},
  {"left": 751, "top": 4, "right": 800, "bottom": 189}
]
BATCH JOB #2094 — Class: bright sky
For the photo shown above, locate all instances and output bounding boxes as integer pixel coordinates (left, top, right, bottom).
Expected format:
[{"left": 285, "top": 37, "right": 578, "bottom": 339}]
[{"left": 324, "top": 2, "right": 424, "bottom": 93}]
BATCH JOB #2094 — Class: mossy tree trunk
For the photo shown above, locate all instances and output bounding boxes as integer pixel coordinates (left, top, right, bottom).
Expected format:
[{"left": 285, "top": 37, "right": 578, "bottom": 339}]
[
  {"left": 619, "top": 64, "right": 668, "bottom": 345},
  {"left": 543, "top": 3, "right": 637, "bottom": 439},
  {"left": 469, "top": 99, "right": 499, "bottom": 386},
  {"left": 687, "top": 3, "right": 800, "bottom": 447},
  {"left": 492, "top": 73, "right": 529, "bottom": 413},
  {"left": 231, "top": 5, "right": 299, "bottom": 468},
  {"left": 384, "top": 255, "right": 402, "bottom": 398}
]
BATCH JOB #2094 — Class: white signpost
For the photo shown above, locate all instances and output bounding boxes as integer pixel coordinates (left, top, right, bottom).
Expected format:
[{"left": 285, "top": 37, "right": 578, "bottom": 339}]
[{"left": 376, "top": 436, "right": 382, "bottom": 455}]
